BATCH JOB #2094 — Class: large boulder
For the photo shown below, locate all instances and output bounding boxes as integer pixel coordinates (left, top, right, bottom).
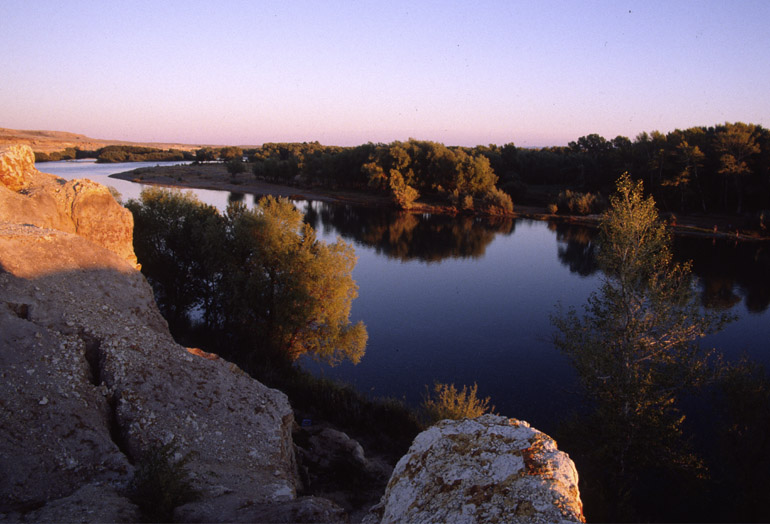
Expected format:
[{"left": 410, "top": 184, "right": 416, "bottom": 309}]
[
  {"left": 364, "top": 415, "right": 584, "bottom": 524},
  {"left": 0, "top": 145, "right": 137, "bottom": 267}
]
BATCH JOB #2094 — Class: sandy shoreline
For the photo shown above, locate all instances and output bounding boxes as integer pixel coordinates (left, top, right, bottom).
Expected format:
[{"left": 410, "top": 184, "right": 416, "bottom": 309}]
[{"left": 111, "top": 163, "right": 769, "bottom": 242}]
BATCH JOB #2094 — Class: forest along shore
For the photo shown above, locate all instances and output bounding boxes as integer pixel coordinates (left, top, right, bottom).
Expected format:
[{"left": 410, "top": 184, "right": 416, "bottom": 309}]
[{"left": 111, "top": 163, "right": 770, "bottom": 242}]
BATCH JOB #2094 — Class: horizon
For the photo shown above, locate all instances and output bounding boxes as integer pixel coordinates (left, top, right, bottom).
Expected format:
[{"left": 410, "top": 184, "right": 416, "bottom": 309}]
[{"left": 1, "top": 1, "right": 769, "bottom": 148}]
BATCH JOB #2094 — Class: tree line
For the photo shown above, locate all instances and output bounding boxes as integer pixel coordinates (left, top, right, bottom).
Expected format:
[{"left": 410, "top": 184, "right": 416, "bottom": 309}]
[
  {"left": 219, "top": 122, "right": 769, "bottom": 221},
  {"left": 34, "top": 145, "right": 195, "bottom": 163}
]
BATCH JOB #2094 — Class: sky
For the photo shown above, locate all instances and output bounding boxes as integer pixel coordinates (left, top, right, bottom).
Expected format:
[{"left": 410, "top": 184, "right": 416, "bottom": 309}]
[{"left": 1, "top": 0, "right": 769, "bottom": 148}]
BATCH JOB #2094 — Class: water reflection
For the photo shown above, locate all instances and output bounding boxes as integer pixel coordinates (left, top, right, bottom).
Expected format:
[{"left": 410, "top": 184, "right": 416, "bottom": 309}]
[
  {"left": 228, "top": 191, "right": 245, "bottom": 204},
  {"left": 674, "top": 237, "right": 770, "bottom": 313},
  {"left": 551, "top": 222, "right": 599, "bottom": 277},
  {"left": 300, "top": 201, "right": 515, "bottom": 262},
  {"left": 551, "top": 221, "right": 770, "bottom": 313}
]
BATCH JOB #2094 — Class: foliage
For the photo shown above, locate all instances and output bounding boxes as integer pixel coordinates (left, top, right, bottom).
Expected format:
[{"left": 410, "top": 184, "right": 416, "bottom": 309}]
[
  {"left": 96, "top": 145, "right": 188, "bottom": 163},
  {"left": 128, "top": 189, "right": 366, "bottom": 367},
  {"left": 553, "top": 189, "right": 606, "bottom": 215},
  {"left": 710, "top": 358, "right": 770, "bottom": 521},
  {"left": 478, "top": 186, "right": 514, "bottom": 215},
  {"left": 552, "top": 173, "right": 727, "bottom": 520},
  {"left": 219, "top": 146, "right": 243, "bottom": 161},
  {"left": 226, "top": 158, "right": 247, "bottom": 178},
  {"left": 421, "top": 382, "right": 494, "bottom": 424},
  {"left": 222, "top": 197, "right": 367, "bottom": 365},
  {"left": 126, "top": 188, "right": 224, "bottom": 328},
  {"left": 387, "top": 169, "right": 420, "bottom": 209},
  {"left": 129, "top": 442, "right": 200, "bottom": 522},
  {"left": 34, "top": 147, "right": 80, "bottom": 162}
]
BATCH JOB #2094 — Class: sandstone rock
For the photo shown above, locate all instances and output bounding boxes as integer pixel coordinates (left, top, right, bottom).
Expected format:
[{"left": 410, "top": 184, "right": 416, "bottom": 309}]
[
  {"left": 364, "top": 414, "right": 584, "bottom": 524},
  {"left": 0, "top": 145, "right": 137, "bottom": 267},
  {"left": 0, "top": 224, "right": 305, "bottom": 521},
  {"left": 0, "top": 145, "right": 36, "bottom": 192}
]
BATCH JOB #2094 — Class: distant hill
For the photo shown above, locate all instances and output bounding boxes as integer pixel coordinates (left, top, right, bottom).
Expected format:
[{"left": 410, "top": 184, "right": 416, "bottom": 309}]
[{"left": 0, "top": 127, "right": 231, "bottom": 154}]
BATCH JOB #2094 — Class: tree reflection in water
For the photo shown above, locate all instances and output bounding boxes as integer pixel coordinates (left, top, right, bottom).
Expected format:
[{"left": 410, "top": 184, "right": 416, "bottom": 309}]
[
  {"left": 553, "top": 221, "right": 770, "bottom": 313},
  {"left": 301, "top": 201, "right": 515, "bottom": 262}
]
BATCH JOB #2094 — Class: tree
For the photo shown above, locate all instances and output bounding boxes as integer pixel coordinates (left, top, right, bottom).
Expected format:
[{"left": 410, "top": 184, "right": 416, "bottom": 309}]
[
  {"left": 222, "top": 197, "right": 367, "bottom": 365},
  {"left": 219, "top": 146, "right": 244, "bottom": 162},
  {"left": 127, "top": 188, "right": 225, "bottom": 328},
  {"left": 552, "top": 173, "right": 726, "bottom": 519},
  {"left": 715, "top": 122, "right": 759, "bottom": 213},
  {"left": 128, "top": 189, "right": 366, "bottom": 367},
  {"left": 195, "top": 147, "right": 218, "bottom": 163},
  {"left": 226, "top": 158, "right": 247, "bottom": 180}
]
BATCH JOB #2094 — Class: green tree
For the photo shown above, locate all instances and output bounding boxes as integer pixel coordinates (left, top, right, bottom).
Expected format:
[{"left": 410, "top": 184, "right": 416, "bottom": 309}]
[
  {"left": 126, "top": 188, "right": 225, "bottom": 328},
  {"left": 195, "top": 147, "right": 218, "bottom": 163},
  {"left": 552, "top": 173, "right": 726, "bottom": 519},
  {"left": 128, "top": 190, "right": 366, "bottom": 368},
  {"left": 387, "top": 170, "right": 420, "bottom": 209},
  {"left": 219, "top": 146, "right": 244, "bottom": 162},
  {"left": 226, "top": 158, "right": 247, "bottom": 180},
  {"left": 715, "top": 122, "right": 760, "bottom": 213},
  {"left": 223, "top": 197, "right": 367, "bottom": 365}
]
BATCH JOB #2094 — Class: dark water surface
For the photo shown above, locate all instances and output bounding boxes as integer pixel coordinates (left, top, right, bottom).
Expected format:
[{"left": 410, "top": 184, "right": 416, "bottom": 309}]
[{"left": 44, "top": 161, "right": 770, "bottom": 435}]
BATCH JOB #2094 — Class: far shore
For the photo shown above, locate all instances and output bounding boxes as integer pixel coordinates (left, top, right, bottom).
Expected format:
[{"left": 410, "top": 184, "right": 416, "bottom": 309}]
[{"left": 111, "top": 163, "right": 769, "bottom": 242}]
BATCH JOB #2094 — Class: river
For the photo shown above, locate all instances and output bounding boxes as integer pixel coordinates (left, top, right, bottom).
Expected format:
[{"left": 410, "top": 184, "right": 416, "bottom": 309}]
[
  {"left": 40, "top": 159, "right": 770, "bottom": 519},
  {"left": 40, "top": 160, "right": 770, "bottom": 434}
]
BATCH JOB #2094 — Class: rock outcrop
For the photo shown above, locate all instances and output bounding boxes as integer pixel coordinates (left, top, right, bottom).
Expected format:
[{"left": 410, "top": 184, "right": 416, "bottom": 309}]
[
  {"left": 0, "top": 146, "right": 343, "bottom": 522},
  {"left": 364, "top": 415, "right": 584, "bottom": 524},
  {"left": 0, "top": 145, "right": 137, "bottom": 267}
]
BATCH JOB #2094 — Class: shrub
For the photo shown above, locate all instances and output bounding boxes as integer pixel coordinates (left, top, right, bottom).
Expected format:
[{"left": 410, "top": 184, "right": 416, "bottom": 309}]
[
  {"left": 462, "top": 194, "right": 475, "bottom": 211},
  {"left": 554, "top": 190, "right": 607, "bottom": 215},
  {"left": 547, "top": 203, "right": 558, "bottom": 214},
  {"left": 421, "top": 382, "right": 494, "bottom": 424},
  {"left": 479, "top": 187, "right": 514, "bottom": 215},
  {"left": 129, "top": 442, "right": 200, "bottom": 522}
]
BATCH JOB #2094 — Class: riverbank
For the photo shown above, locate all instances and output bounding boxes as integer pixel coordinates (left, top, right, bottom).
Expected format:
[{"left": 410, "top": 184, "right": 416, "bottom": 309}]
[{"left": 111, "top": 163, "right": 770, "bottom": 242}]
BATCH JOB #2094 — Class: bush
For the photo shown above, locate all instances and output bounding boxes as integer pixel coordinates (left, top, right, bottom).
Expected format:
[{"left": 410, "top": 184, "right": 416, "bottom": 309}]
[
  {"left": 547, "top": 203, "right": 558, "bottom": 214},
  {"left": 421, "top": 382, "right": 494, "bottom": 424},
  {"left": 479, "top": 187, "right": 514, "bottom": 215},
  {"left": 554, "top": 190, "right": 607, "bottom": 215},
  {"left": 129, "top": 442, "right": 200, "bottom": 522}
]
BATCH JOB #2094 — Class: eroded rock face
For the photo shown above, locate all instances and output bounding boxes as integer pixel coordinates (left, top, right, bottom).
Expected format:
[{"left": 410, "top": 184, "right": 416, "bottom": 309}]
[
  {"left": 0, "top": 145, "right": 36, "bottom": 192},
  {"left": 364, "top": 415, "right": 584, "bottom": 524},
  {"left": 0, "top": 224, "right": 306, "bottom": 521},
  {"left": 0, "top": 145, "right": 137, "bottom": 267}
]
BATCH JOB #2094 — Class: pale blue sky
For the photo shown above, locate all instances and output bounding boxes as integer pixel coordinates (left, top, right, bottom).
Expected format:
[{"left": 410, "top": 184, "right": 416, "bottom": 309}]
[{"left": 1, "top": 0, "right": 768, "bottom": 147}]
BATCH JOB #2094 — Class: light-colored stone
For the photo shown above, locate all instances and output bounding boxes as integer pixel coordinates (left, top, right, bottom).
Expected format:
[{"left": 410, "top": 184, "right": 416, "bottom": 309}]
[
  {"left": 364, "top": 414, "right": 584, "bottom": 524},
  {"left": 0, "top": 145, "right": 36, "bottom": 192},
  {"left": 0, "top": 145, "right": 137, "bottom": 267}
]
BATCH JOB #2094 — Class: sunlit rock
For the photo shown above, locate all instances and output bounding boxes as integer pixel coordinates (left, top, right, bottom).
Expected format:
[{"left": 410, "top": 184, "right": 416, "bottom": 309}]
[
  {"left": 0, "top": 144, "right": 137, "bottom": 268},
  {"left": 364, "top": 414, "right": 584, "bottom": 524}
]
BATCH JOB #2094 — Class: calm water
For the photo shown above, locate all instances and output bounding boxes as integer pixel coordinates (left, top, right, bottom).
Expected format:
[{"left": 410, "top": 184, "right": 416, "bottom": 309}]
[{"left": 41, "top": 161, "right": 770, "bottom": 435}]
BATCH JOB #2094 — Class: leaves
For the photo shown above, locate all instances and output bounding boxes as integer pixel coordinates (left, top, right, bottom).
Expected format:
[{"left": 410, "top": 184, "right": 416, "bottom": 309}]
[{"left": 129, "top": 190, "right": 366, "bottom": 367}]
